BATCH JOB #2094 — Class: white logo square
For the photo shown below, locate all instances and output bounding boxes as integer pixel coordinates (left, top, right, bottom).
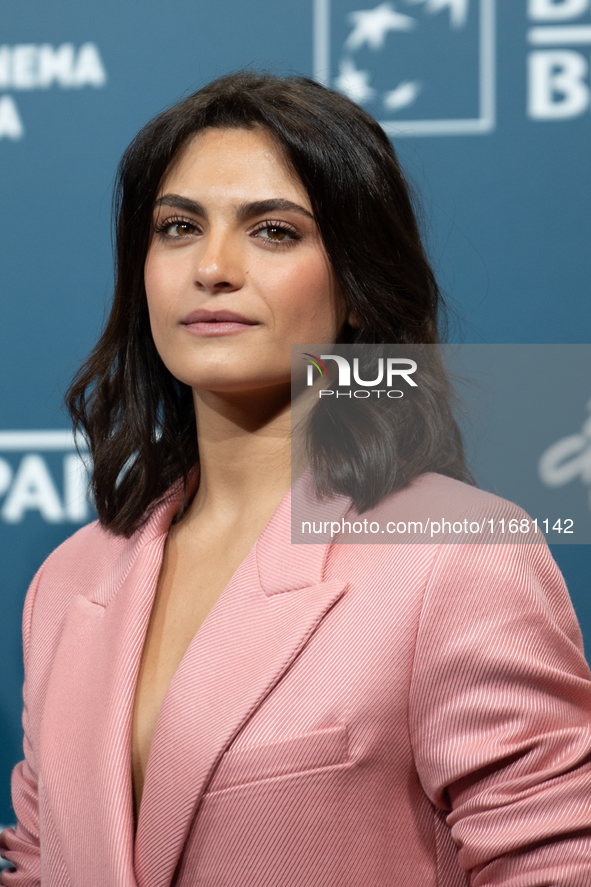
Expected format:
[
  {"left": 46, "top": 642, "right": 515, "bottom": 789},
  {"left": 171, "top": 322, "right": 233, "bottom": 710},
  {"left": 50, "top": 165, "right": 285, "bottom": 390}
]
[{"left": 313, "top": 0, "right": 497, "bottom": 136}]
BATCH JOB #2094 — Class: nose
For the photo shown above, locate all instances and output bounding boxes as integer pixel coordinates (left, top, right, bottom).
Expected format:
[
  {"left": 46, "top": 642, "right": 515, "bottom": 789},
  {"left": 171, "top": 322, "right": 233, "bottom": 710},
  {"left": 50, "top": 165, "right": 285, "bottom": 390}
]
[{"left": 193, "top": 230, "right": 245, "bottom": 295}]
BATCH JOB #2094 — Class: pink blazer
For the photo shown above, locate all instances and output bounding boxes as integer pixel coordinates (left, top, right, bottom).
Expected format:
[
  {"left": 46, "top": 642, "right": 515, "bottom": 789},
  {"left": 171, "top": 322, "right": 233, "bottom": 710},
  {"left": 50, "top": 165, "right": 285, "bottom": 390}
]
[{"left": 2, "top": 472, "right": 591, "bottom": 887}]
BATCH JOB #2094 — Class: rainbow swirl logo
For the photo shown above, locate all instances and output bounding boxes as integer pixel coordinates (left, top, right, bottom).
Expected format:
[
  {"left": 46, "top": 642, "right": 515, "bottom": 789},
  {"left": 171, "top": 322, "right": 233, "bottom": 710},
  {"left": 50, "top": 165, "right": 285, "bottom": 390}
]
[{"left": 302, "top": 353, "right": 329, "bottom": 377}]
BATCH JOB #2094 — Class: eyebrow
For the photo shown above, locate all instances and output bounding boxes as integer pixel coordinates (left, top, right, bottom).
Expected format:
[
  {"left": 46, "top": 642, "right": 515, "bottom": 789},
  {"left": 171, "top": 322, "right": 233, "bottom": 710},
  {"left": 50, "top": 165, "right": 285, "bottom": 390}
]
[{"left": 154, "top": 194, "right": 314, "bottom": 221}]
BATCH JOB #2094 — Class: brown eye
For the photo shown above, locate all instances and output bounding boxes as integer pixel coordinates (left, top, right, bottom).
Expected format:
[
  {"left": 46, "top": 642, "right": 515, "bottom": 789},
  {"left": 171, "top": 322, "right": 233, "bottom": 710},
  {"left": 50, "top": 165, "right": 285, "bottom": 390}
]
[
  {"left": 265, "top": 226, "right": 287, "bottom": 241},
  {"left": 154, "top": 217, "right": 200, "bottom": 238},
  {"left": 253, "top": 222, "right": 300, "bottom": 245},
  {"left": 168, "top": 221, "right": 198, "bottom": 237}
]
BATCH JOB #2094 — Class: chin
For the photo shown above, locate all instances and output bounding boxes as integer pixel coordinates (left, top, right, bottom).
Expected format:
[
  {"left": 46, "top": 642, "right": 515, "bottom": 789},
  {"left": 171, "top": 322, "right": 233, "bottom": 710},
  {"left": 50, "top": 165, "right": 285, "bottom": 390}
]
[
  {"left": 183, "top": 372, "right": 291, "bottom": 397},
  {"left": 168, "top": 357, "right": 287, "bottom": 392}
]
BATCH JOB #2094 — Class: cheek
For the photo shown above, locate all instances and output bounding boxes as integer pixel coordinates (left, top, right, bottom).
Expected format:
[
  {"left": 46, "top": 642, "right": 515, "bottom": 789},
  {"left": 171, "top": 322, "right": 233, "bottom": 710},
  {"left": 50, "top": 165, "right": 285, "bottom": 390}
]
[
  {"left": 144, "top": 252, "right": 183, "bottom": 332},
  {"left": 265, "top": 253, "right": 338, "bottom": 329},
  {"left": 144, "top": 252, "right": 164, "bottom": 317}
]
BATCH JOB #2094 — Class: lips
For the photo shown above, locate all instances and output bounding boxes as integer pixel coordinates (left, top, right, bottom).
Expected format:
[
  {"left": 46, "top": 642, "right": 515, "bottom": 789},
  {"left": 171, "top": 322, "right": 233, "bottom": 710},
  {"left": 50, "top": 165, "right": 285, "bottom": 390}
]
[
  {"left": 181, "top": 309, "right": 257, "bottom": 325},
  {"left": 180, "top": 308, "right": 259, "bottom": 338}
]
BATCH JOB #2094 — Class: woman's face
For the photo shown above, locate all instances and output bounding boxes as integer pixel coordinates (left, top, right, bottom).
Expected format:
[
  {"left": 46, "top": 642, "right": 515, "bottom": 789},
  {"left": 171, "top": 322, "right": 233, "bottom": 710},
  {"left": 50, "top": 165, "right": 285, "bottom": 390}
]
[{"left": 144, "top": 126, "right": 348, "bottom": 395}]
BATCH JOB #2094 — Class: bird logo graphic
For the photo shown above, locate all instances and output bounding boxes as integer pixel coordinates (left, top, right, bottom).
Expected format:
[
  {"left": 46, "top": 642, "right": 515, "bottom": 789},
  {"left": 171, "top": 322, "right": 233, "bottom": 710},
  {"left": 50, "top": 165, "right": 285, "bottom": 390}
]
[{"left": 334, "top": 0, "right": 471, "bottom": 113}]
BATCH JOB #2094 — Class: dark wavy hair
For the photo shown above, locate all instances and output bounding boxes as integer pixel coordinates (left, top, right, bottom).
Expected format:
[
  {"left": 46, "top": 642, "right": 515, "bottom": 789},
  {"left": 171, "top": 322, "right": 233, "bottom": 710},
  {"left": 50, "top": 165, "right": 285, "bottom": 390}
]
[{"left": 66, "top": 69, "right": 473, "bottom": 537}]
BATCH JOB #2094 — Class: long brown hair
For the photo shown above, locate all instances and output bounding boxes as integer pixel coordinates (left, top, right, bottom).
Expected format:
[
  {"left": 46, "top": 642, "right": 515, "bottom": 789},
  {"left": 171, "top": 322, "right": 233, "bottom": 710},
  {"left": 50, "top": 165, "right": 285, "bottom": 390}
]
[{"left": 66, "top": 70, "right": 473, "bottom": 537}]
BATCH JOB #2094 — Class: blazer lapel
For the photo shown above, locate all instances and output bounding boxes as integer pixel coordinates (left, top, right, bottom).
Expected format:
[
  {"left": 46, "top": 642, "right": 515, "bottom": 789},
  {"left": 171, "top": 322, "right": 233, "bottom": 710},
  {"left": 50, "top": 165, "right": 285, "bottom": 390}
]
[
  {"left": 134, "top": 473, "right": 350, "bottom": 887},
  {"left": 39, "top": 487, "right": 190, "bottom": 887}
]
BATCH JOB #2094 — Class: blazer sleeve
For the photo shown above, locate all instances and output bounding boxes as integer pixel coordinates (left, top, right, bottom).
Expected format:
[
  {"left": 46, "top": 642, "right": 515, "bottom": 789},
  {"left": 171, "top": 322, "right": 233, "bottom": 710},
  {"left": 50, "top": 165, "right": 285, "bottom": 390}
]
[
  {"left": 0, "top": 564, "right": 45, "bottom": 887},
  {"left": 408, "top": 511, "right": 591, "bottom": 886}
]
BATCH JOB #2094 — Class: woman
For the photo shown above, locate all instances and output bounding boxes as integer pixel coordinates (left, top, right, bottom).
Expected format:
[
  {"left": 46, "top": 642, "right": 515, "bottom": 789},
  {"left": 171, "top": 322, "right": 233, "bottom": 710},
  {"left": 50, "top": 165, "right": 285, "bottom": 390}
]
[{"left": 2, "top": 71, "right": 591, "bottom": 887}]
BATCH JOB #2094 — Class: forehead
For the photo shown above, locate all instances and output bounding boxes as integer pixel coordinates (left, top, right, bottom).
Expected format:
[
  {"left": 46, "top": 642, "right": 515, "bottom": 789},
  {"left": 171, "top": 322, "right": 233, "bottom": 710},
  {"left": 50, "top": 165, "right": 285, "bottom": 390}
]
[{"left": 157, "top": 126, "right": 309, "bottom": 206}]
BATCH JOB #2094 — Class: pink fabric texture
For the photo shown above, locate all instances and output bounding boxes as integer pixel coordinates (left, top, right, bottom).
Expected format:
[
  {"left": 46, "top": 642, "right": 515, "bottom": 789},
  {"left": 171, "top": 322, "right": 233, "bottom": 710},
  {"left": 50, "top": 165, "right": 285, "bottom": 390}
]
[{"left": 1, "top": 472, "right": 591, "bottom": 886}]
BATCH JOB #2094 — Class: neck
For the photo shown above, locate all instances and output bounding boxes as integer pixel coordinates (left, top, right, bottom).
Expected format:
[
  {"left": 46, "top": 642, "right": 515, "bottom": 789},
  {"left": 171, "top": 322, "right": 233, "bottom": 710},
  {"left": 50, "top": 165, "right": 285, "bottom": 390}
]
[{"left": 185, "top": 384, "right": 305, "bottom": 528}]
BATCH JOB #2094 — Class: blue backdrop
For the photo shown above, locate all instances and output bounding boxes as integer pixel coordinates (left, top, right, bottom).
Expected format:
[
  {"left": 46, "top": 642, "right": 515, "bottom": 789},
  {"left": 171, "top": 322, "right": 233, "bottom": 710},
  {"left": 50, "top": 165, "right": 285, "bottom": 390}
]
[{"left": 1, "top": 0, "right": 590, "bottom": 827}]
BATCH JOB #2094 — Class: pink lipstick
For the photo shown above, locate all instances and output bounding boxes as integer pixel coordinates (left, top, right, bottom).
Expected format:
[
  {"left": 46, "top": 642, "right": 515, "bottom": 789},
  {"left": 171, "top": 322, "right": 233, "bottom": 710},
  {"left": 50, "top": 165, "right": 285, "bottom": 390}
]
[{"left": 180, "top": 308, "right": 259, "bottom": 337}]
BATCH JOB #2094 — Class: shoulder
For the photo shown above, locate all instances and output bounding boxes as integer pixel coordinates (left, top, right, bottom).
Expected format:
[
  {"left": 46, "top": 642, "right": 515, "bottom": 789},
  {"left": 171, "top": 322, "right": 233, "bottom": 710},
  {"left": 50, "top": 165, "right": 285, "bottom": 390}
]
[
  {"left": 32, "top": 519, "right": 135, "bottom": 602},
  {"left": 368, "top": 473, "right": 546, "bottom": 550},
  {"left": 22, "top": 482, "right": 185, "bottom": 641},
  {"left": 40, "top": 518, "right": 129, "bottom": 573},
  {"left": 21, "top": 519, "right": 151, "bottom": 657},
  {"left": 336, "top": 472, "right": 533, "bottom": 548},
  {"left": 328, "top": 473, "right": 579, "bottom": 640},
  {"left": 372, "top": 472, "right": 521, "bottom": 522},
  {"left": 27, "top": 479, "right": 184, "bottom": 609},
  {"left": 372, "top": 472, "right": 564, "bottom": 582},
  {"left": 397, "top": 477, "right": 585, "bottom": 655}
]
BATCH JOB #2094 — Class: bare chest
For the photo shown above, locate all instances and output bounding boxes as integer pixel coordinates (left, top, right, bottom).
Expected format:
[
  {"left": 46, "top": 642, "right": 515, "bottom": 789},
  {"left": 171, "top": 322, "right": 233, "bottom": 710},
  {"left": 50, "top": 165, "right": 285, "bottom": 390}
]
[{"left": 130, "top": 530, "right": 252, "bottom": 820}]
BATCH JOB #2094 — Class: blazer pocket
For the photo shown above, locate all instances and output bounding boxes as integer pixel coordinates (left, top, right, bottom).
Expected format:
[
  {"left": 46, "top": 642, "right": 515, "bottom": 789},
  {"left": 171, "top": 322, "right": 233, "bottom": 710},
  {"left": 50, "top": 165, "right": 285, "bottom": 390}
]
[{"left": 207, "top": 724, "right": 349, "bottom": 793}]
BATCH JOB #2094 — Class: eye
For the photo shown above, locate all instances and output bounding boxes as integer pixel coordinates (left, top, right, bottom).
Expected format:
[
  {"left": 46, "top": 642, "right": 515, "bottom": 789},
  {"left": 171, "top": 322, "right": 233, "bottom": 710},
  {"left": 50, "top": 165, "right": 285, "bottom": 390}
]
[
  {"left": 252, "top": 221, "right": 301, "bottom": 246},
  {"left": 154, "top": 216, "right": 201, "bottom": 238}
]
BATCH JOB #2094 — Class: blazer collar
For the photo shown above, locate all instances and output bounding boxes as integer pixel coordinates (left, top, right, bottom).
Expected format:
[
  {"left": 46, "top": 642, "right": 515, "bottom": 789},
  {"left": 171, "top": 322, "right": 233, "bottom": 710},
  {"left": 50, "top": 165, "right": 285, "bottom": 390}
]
[
  {"left": 117, "top": 465, "right": 352, "bottom": 597},
  {"left": 42, "top": 468, "right": 350, "bottom": 887},
  {"left": 132, "top": 469, "right": 350, "bottom": 887},
  {"left": 86, "top": 471, "right": 200, "bottom": 609},
  {"left": 256, "top": 468, "right": 352, "bottom": 595}
]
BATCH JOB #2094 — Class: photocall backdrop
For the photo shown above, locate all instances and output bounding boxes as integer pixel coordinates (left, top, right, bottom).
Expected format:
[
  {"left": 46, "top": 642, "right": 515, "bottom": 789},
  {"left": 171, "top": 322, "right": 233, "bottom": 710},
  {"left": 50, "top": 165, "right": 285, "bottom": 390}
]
[{"left": 0, "top": 0, "right": 590, "bottom": 827}]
